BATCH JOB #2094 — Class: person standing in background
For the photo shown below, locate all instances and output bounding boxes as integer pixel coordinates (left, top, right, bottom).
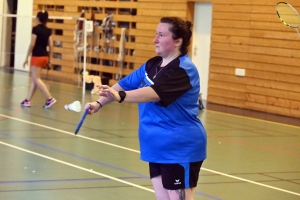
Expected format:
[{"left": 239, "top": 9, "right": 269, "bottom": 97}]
[{"left": 21, "top": 10, "right": 56, "bottom": 109}]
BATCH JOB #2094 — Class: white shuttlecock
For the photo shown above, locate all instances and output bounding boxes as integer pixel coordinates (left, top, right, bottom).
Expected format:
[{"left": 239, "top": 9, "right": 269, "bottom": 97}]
[{"left": 64, "top": 101, "right": 82, "bottom": 112}]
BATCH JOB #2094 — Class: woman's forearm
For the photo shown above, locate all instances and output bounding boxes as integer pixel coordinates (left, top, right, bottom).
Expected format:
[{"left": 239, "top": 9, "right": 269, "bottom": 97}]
[
  {"left": 97, "top": 83, "right": 124, "bottom": 105},
  {"left": 25, "top": 45, "right": 34, "bottom": 60},
  {"left": 123, "top": 87, "right": 160, "bottom": 103}
]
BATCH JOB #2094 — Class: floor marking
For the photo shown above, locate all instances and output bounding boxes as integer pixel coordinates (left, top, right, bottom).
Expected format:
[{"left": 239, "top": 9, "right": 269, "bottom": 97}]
[
  {"left": 206, "top": 110, "right": 300, "bottom": 129},
  {"left": 203, "top": 168, "right": 300, "bottom": 196},
  {"left": 1, "top": 113, "right": 299, "bottom": 197},
  {"left": 0, "top": 114, "right": 139, "bottom": 153},
  {"left": 0, "top": 141, "right": 154, "bottom": 193}
]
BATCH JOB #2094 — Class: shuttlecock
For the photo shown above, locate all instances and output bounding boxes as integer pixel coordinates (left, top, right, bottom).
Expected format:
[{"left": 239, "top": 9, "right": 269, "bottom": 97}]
[{"left": 64, "top": 101, "right": 82, "bottom": 112}]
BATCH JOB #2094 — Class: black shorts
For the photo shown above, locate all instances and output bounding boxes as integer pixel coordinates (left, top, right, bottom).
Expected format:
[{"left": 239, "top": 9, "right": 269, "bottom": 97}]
[{"left": 149, "top": 161, "right": 203, "bottom": 190}]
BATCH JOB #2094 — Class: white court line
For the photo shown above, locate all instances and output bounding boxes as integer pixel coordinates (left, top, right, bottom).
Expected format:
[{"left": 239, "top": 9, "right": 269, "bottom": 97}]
[
  {"left": 203, "top": 168, "right": 300, "bottom": 196},
  {"left": 0, "top": 113, "right": 299, "bottom": 197},
  {"left": 0, "top": 114, "right": 139, "bottom": 153},
  {"left": 0, "top": 141, "right": 154, "bottom": 193}
]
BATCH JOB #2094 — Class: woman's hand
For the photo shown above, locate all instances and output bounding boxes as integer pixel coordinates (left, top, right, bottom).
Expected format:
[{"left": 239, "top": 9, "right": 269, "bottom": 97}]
[
  {"left": 84, "top": 101, "right": 102, "bottom": 115},
  {"left": 23, "top": 60, "right": 28, "bottom": 68},
  {"left": 97, "top": 85, "right": 121, "bottom": 102}
]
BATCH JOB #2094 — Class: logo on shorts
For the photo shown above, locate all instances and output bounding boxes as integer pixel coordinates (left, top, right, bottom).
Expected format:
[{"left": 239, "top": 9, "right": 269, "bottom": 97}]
[{"left": 174, "top": 179, "right": 181, "bottom": 185}]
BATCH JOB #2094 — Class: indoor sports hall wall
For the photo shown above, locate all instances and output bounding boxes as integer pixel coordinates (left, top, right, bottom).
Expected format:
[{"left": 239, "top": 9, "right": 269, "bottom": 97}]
[
  {"left": 32, "top": 0, "right": 300, "bottom": 118},
  {"left": 32, "top": 0, "right": 187, "bottom": 86},
  {"left": 190, "top": 0, "right": 300, "bottom": 118}
]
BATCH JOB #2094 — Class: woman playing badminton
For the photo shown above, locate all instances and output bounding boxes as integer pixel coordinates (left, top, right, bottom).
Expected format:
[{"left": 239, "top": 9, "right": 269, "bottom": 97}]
[
  {"left": 21, "top": 10, "right": 56, "bottom": 108},
  {"left": 85, "top": 17, "right": 207, "bottom": 200}
]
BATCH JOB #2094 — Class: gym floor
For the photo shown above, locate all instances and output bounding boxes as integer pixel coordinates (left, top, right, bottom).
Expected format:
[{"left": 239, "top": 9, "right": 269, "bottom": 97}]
[{"left": 0, "top": 69, "right": 299, "bottom": 200}]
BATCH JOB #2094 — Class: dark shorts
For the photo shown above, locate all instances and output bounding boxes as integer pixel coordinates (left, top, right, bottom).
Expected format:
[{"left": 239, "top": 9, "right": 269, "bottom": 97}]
[{"left": 149, "top": 161, "right": 203, "bottom": 190}]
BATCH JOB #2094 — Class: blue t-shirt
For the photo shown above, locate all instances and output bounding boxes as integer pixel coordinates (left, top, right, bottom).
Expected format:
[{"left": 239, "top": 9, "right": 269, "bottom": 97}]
[{"left": 119, "top": 54, "right": 207, "bottom": 163}]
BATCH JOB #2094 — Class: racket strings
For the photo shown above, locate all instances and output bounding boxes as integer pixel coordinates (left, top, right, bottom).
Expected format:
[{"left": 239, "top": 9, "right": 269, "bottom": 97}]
[{"left": 277, "top": 4, "right": 300, "bottom": 27}]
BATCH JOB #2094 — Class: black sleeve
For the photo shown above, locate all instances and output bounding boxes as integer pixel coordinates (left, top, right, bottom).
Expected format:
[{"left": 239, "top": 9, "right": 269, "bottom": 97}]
[
  {"left": 48, "top": 28, "right": 52, "bottom": 36},
  {"left": 32, "top": 26, "right": 38, "bottom": 35},
  {"left": 151, "top": 66, "right": 192, "bottom": 107}
]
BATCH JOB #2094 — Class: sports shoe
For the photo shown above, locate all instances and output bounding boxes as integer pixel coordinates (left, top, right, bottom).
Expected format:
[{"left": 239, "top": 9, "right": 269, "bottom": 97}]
[
  {"left": 43, "top": 98, "right": 56, "bottom": 109},
  {"left": 21, "top": 99, "right": 30, "bottom": 107}
]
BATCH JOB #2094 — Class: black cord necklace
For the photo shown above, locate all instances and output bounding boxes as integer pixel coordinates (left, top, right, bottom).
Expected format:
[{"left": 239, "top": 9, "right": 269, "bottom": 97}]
[{"left": 153, "top": 61, "right": 163, "bottom": 79}]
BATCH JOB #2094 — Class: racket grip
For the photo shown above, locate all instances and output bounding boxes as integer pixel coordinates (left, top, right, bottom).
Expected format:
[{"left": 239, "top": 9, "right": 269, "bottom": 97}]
[{"left": 75, "top": 108, "right": 89, "bottom": 135}]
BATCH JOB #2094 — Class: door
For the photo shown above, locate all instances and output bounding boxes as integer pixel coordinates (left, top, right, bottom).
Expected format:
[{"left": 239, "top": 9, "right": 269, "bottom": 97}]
[
  {"left": 192, "top": 2, "right": 213, "bottom": 101},
  {"left": 14, "top": 0, "right": 33, "bottom": 71}
]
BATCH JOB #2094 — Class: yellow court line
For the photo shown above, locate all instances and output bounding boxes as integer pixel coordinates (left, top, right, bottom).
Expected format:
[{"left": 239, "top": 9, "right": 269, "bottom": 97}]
[
  {"left": 205, "top": 109, "right": 300, "bottom": 129},
  {"left": 0, "top": 113, "right": 299, "bottom": 197}
]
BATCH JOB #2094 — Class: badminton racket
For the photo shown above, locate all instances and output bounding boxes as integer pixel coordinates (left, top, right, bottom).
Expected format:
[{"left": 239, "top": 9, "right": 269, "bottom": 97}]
[
  {"left": 75, "top": 108, "right": 90, "bottom": 135},
  {"left": 276, "top": 2, "right": 300, "bottom": 36}
]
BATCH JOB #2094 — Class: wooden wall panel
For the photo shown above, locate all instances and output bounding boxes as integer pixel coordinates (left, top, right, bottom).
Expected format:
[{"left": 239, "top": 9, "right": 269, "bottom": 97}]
[
  {"left": 137, "top": 2, "right": 186, "bottom": 10},
  {"left": 31, "top": 0, "right": 300, "bottom": 118},
  {"left": 33, "top": 0, "right": 187, "bottom": 84},
  {"left": 194, "top": 0, "right": 300, "bottom": 118}
]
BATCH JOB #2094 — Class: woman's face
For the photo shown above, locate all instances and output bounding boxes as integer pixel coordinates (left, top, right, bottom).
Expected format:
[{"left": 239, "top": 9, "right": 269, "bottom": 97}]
[{"left": 153, "top": 23, "right": 179, "bottom": 57}]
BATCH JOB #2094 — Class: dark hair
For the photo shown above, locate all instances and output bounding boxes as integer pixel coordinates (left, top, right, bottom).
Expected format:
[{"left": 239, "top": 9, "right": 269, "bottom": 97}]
[
  {"left": 37, "top": 10, "right": 49, "bottom": 25},
  {"left": 160, "top": 17, "right": 193, "bottom": 55}
]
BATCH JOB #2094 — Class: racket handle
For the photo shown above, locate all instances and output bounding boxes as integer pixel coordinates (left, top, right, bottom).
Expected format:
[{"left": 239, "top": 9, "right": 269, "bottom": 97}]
[{"left": 75, "top": 109, "right": 89, "bottom": 135}]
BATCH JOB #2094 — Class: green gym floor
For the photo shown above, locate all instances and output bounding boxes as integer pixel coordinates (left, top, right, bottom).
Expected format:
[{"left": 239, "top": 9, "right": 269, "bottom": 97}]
[{"left": 0, "top": 69, "right": 299, "bottom": 200}]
